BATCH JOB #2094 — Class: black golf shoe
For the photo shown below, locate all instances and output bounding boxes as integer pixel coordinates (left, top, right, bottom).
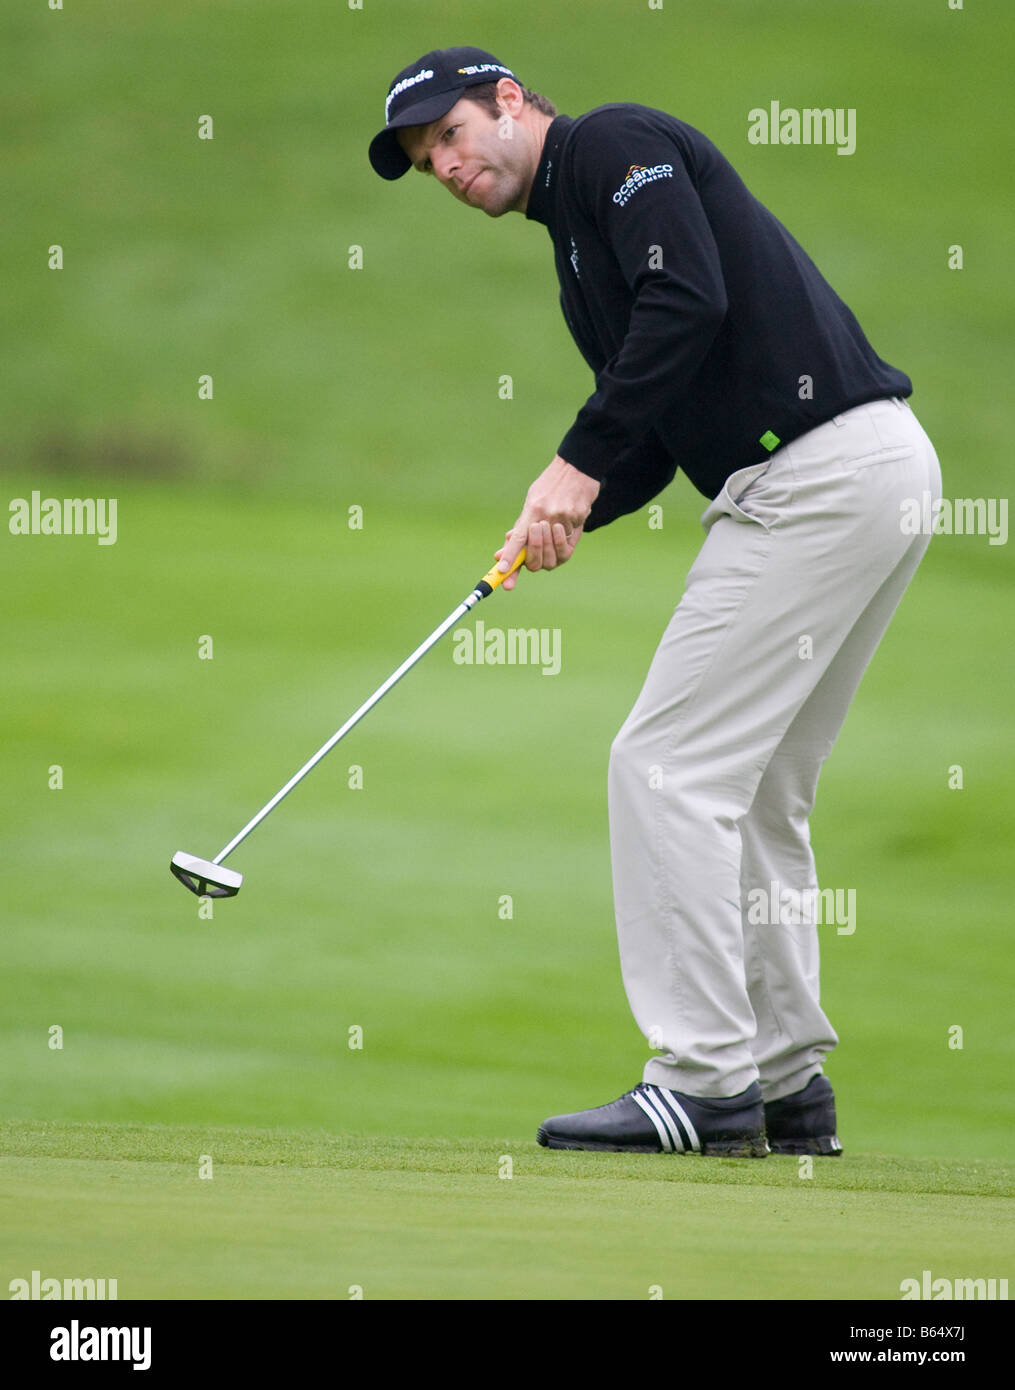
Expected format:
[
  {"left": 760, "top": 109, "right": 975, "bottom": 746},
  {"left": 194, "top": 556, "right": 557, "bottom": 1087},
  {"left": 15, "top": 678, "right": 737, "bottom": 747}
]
[
  {"left": 537, "top": 1081, "right": 769, "bottom": 1156},
  {"left": 764, "top": 1074, "right": 842, "bottom": 1155}
]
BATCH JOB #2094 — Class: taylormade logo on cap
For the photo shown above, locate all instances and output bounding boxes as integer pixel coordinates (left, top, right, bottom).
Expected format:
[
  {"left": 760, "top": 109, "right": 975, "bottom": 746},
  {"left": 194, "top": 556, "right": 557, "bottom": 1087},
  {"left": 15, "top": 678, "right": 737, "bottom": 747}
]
[{"left": 385, "top": 67, "right": 435, "bottom": 121}]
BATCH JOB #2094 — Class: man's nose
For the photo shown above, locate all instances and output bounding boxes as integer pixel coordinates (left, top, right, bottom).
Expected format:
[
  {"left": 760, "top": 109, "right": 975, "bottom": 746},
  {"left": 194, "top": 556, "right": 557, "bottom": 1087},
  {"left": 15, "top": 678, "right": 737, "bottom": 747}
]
[{"left": 431, "top": 145, "right": 461, "bottom": 185}]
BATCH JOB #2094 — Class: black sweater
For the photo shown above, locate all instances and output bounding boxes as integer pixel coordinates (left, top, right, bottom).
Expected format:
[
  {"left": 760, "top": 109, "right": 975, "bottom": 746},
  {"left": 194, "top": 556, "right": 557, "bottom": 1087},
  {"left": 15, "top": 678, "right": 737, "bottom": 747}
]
[{"left": 524, "top": 106, "right": 912, "bottom": 531}]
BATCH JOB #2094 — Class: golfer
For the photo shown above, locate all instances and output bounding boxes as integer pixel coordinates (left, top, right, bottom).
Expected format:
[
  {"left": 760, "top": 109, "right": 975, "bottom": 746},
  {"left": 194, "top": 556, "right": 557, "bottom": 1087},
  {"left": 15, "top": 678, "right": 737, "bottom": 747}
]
[{"left": 369, "top": 48, "right": 941, "bottom": 1156}]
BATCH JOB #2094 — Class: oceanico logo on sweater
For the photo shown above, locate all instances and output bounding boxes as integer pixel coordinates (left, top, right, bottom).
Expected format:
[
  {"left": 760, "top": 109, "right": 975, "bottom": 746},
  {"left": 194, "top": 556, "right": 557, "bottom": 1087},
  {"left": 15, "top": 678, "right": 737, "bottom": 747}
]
[{"left": 612, "top": 163, "right": 674, "bottom": 206}]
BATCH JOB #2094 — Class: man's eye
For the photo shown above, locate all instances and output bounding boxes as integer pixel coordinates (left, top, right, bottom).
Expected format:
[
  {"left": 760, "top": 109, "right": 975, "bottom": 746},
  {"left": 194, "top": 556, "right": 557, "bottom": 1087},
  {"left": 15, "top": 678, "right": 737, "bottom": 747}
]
[{"left": 442, "top": 126, "right": 458, "bottom": 140}]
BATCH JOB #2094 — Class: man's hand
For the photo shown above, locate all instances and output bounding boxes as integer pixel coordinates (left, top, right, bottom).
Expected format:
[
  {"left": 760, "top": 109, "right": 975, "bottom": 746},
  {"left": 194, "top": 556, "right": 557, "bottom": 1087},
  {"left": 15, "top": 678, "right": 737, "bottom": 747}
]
[{"left": 495, "top": 455, "right": 601, "bottom": 591}]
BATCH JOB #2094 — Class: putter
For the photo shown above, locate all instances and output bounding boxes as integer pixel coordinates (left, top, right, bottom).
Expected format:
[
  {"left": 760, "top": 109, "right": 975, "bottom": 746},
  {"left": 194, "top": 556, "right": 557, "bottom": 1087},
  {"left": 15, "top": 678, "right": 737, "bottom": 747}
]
[{"left": 170, "top": 548, "right": 527, "bottom": 898}]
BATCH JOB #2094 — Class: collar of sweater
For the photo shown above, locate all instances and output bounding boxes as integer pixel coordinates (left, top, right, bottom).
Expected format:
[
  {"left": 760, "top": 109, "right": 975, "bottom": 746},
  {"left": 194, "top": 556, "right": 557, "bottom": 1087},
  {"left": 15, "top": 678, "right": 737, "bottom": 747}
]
[{"left": 525, "top": 114, "right": 574, "bottom": 227}]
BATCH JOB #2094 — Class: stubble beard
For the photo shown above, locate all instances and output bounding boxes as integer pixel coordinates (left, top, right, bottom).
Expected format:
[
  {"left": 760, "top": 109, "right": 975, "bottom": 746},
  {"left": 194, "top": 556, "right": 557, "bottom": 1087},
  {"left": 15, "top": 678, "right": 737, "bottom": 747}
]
[{"left": 474, "top": 169, "right": 526, "bottom": 218}]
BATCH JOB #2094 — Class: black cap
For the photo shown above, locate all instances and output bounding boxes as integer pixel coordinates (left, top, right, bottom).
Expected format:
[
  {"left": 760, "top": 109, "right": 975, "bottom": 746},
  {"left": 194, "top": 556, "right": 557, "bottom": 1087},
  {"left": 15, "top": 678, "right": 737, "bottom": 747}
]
[{"left": 369, "top": 47, "right": 520, "bottom": 180}]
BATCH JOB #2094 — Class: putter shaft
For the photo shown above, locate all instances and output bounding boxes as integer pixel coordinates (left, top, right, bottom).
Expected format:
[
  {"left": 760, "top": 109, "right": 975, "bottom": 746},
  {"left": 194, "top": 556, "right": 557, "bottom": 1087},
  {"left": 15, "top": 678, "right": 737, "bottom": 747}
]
[{"left": 211, "top": 550, "right": 525, "bottom": 867}]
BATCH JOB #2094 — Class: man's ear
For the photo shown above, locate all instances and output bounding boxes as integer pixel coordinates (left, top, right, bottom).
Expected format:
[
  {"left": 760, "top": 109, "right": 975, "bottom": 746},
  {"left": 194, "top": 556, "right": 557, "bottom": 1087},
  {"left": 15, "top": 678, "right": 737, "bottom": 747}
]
[{"left": 494, "top": 77, "right": 525, "bottom": 117}]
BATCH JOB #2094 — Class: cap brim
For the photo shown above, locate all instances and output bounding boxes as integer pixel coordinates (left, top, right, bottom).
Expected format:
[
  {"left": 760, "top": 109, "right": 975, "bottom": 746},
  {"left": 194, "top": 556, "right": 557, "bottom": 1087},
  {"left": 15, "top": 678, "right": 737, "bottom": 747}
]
[{"left": 368, "top": 88, "right": 465, "bottom": 179}]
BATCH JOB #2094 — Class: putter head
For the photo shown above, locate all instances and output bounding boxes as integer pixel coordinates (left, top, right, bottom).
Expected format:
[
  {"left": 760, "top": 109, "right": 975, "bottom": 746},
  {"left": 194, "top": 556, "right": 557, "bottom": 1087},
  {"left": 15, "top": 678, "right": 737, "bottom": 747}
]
[{"left": 170, "top": 851, "right": 243, "bottom": 898}]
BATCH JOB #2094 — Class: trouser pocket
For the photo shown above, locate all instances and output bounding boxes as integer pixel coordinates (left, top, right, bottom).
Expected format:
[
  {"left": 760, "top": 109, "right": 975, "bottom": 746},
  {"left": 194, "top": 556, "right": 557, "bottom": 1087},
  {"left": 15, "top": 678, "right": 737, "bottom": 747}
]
[{"left": 702, "top": 453, "right": 794, "bottom": 534}]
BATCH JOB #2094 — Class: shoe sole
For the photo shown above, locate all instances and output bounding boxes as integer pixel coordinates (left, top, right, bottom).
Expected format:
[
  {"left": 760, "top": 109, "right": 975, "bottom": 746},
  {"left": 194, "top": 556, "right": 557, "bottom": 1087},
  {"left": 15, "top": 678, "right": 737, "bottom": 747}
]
[
  {"left": 768, "top": 1135, "right": 843, "bottom": 1156},
  {"left": 538, "top": 1128, "right": 770, "bottom": 1157}
]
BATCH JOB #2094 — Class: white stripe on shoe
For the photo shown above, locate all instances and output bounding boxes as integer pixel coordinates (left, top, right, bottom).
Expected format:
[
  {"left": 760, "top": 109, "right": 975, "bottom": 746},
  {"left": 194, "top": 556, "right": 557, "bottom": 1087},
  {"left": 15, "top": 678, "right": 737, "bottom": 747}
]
[
  {"left": 640, "top": 1087, "right": 686, "bottom": 1152},
  {"left": 650, "top": 1087, "right": 702, "bottom": 1153},
  {"left": 631, "top": 1088, "right": 673, "bottom": 1151}
]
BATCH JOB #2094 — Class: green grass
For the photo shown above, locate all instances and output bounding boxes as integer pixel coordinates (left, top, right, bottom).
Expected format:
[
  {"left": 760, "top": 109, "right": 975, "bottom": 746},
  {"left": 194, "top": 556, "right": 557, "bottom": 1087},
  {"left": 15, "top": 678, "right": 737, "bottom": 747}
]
[
  {"left": 2, "top": 488, "right": 1012, "bottom": 1155},
  {"left": 2, "top": 1122, "right": 1011, "bottom": 1300}
]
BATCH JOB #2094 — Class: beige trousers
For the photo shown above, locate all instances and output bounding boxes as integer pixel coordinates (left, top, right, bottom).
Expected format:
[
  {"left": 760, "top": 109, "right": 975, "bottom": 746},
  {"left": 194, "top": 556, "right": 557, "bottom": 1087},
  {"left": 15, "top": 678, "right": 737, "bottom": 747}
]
[{"left": 608, "top": 398, "right": 942, "bottom": 1100}]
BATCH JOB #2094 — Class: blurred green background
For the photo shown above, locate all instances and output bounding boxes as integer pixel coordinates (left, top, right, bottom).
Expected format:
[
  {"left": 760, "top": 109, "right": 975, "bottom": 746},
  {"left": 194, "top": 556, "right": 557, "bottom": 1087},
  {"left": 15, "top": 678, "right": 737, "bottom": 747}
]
[{"left": 2, "top": 0, "right": 1013, "bottom": 1167}]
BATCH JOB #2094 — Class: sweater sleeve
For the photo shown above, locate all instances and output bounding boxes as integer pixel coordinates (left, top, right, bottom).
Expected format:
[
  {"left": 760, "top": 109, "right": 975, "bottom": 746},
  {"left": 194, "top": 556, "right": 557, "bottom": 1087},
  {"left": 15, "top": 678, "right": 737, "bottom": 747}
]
[
  {"left": 583, "top": 429, "right": 679, "bottom": 532},
  {"left": 557, "top": 109, "right": 728, "bottom": 480}
]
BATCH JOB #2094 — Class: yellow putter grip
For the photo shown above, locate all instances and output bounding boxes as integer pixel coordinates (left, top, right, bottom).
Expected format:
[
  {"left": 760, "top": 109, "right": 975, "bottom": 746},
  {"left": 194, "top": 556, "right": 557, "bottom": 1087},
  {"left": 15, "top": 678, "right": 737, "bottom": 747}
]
[{"left": 480, "top": 548, "right": 527, "bottom": 593}]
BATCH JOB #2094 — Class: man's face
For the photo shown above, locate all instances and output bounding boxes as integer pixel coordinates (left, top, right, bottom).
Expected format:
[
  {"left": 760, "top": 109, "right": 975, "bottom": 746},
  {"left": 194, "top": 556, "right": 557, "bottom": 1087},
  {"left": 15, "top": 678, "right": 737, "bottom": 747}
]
[{"left": 396, "top": 94, "right": 532, "bottom": 217}]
